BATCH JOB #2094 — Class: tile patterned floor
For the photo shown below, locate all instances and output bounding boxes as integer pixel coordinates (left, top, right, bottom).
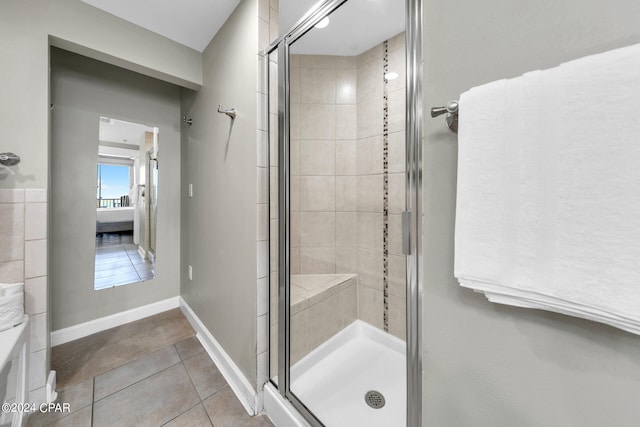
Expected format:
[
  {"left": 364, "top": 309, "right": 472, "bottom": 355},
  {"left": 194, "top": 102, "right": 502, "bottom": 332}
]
[
  {"left": 94, "top": 233, "right": 155, "bottom": 289},
  {"left": 30, "top": 309, "right": 274, "bottom": 427}
]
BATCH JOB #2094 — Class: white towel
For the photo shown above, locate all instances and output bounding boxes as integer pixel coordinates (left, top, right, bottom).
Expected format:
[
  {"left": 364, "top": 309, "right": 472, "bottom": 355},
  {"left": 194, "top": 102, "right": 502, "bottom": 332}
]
[
  {"left": 455, "top": 43, "right": 640, "bottom": 335},
  {"left": 0, "top": 283, "right": 24, "bottom": 331}
]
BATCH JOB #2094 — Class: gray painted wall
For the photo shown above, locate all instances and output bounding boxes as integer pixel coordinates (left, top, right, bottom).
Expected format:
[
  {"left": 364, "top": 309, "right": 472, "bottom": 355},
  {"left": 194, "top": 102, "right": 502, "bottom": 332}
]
[
  {"left": 180, "top": 0, "right": 259, "bottom": 387},
  {"left": 422, "top": 1, "right": 640, "bottom": 426},
  {"left": 50, "top": 48, "right": 181, "bottom": 330},
  {"left": 0, "top": 0, "right": 201, "bottom": 190}
]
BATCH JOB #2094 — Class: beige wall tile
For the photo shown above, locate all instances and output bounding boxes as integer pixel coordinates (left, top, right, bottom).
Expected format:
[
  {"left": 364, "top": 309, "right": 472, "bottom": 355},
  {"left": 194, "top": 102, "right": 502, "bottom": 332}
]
[
  {"left": 300, "top": 140, "right": 335, "bottom": 176},
  {"left": 257, "top": 203, "right": 268, "bottom": 241},
  {"left": 257, "top": 130, "right": 268, "bottom": 168},
  {"left": 336, "top": 68, "right": 356, "bottom": 104},
  {"left": 300, "top": 247, "right": 335, "bottom": 274},
  {"left": 24, "top": 189, "right": 46, "bottom": 203},
  {"left": 25, "top": 276, "right": 47, "bottom": 315},
  {"left": 335, "top": 247, "right": 357, "bottom": 273},
  {"left": 257, "top": 314, "right": 268, "bottom": 354},
  {"left": 357, "top": 212, "right": 383, "bottom": 251},
  {"left": 356, "top": 175, "right": 383, "bottom": 213},
  {"left": 291, "top": 175, "right": 300, "bottom": 212},
  {"left": 290, "top": 212, "right": 300, "bottom": 248},
  {"left": 336, "top": 56, "right": 356, "bottom": 69},
  {"left": 356, "top": 136, "right": 383, "bottom": 175},
  {"left": 29, "top": 312, "right": 47, "bottom": 352},
  {"left": 291, "top": 248, "right": 301, "bottom": 275},
  {"left": 335, "top": 140, "right": 357, "bottom": 176},
  {"left": 299, "top": 176, "right": 335, "bottom": 211},
  {"left": 257, "top": 167, "right": 268, "bottom": 204},
  {"left": 357, "top": 57, "right": 383, "bottom": 103},
  {"left": 357, "top": 99, "right": 383, "bottom": 139},
  {"left": 388, "top": 213, "right": 403, "bottom": 256},
  {"left": 299, "top": 55, "right": 336, "bottom": 69},
  {"left": 290, "top": 67, "right": 301, "bottom": 105},
  {"left": 258, "top": 276, "right": 268, "bottom": 317},
  {"left": 291, "top": 309, "right": 309, "bottom": 364},
  {"left": 338, "top": 283, "right": 358, "bottom": 324},
  {"left": 290, "top": 138, "right": 301, "bottom": 175},
  {"left": 25, "top": 239, "right": 46, "bottom": 279},
  {"left": 269, "top": 231, "right": 278, "bottom": 273},
  {"left": 299, "top": 212, "right": 335, "bottom": 247},
  {"left": 388, "top": 173, "right": 405, "bottom": 213},
  {"left": 0, "top": 203, "right": 24, "bottom": 263},
  {"left": 258, "top": 18, "right": 269, "bottom": 52},
  {"left": 257, "top": 241, "right": 268, "bottom": 279},
  {"left": 336, "top": 105, "right": 357, "bottom": 140},
  {"left": 388, "top": 88, "right": 406, "bottom": 133},
  {"left": 29, "top": 349, "right": 46, "bottom": 391},
  {"left": 259, "top": 0, "right": 270, "bottom": 27},
  {"left": 0, "top": 260, "right": 24, "bottom": 282},
  {"left": 358, "top": 284, "right": 384, "bottom": 330},
  {"left": 0, "top": 189, "right": 24, "bottom": 203},
  {"left": 388, "top": 254, "right": 406, "bottom": 299},
  {"left": 388, "top": 131, "right": 406, "bottom": 174},
  {"left": 269, "top": 8, "right": 279, "bottom": 42},
  {"left": 356, "top": 43, "right": 383, "bottom": 69},
  {"left": 300, "top": 68, "right": 336, "bottom": 104},
  {"left": 290, "top": 103, "right": 301, "bottom": 139},
  {"left": 336, "top": 212, "right": 357, "bottom": 247},
  {"left": 307, "top": 295, "right": 343, "bottom": 352},
  {"left": 356, "top": 248, "right": 383, "bottom": 290},
  {"left": 269, "top": 323, "right": 278, "bottom": 377},
  {"left": 336, "top": 176, "right": 356, "bottom": 211},
  {"left": 300, "top": 104, "right": 336, "bottom": 140}
]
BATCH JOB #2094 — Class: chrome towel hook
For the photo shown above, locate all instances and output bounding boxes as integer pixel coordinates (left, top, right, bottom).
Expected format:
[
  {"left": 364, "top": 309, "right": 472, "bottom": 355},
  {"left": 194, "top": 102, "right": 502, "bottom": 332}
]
[
  {"left": 0, "top": 152, "right": 20, "bottom": 166},
  {"left": 431, "top": 100, "right": 459, "bottom": 133},
  {"left": 218, "top": 105, "right": 237, "bottom": 120}
]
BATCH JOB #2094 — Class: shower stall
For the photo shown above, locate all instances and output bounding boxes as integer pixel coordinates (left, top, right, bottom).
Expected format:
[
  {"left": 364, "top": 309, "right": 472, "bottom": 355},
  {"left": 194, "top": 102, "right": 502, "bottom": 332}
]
[{"left": 266, "top": 0, "right": 422, "bottom": 425}]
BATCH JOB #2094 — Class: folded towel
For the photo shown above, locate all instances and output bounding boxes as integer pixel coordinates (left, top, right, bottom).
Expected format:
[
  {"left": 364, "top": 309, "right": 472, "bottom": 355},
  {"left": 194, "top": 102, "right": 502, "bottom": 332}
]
[
  {"left": 455, "top": 43, "right": 640, "bottom": 335},
  {"left": 0, "top": 283, "right": 24, "bottom": 331}
]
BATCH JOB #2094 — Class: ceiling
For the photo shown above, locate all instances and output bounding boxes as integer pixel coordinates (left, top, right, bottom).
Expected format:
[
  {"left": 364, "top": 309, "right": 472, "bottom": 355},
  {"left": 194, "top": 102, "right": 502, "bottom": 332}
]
[
  {"left": 81, "top": 0, "right": 241, "bottom": 52},
  {"left": 82, "top": 0, "right": 403, "bottom": 56},
  {"left": 282, "top": 0, "right": 405, "bottom": 56},
  {"left": 99, "top": 117, "right": 155, "bottom": 146}
]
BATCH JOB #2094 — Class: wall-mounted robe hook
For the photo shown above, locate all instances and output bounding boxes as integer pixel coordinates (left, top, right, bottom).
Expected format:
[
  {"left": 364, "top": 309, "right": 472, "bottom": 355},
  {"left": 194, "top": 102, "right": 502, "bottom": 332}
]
[
  {"left": 182, "top": 116, "right": 193, "bottom": 126},
  {"left": 218, "top": 105, "right": 237, "bottom": 120}
]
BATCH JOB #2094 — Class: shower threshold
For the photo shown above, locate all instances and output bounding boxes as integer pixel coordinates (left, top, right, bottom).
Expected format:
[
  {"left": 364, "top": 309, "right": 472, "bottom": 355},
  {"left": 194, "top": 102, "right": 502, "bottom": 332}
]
[{"left": 289, "top": 320, "right": 406, "bottom": 427}]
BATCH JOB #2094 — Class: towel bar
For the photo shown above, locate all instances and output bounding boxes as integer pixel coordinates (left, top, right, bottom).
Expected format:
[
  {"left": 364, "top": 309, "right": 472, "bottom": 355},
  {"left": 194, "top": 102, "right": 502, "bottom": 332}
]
[{"left": 431, "top": 100, "right": 458, "bottom": 133}]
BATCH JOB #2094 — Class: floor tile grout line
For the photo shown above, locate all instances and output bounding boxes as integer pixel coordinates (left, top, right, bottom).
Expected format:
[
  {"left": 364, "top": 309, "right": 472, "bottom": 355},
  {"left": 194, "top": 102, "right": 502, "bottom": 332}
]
[{"left": 91, "top": 350, "right": 187, "bottom": 405}]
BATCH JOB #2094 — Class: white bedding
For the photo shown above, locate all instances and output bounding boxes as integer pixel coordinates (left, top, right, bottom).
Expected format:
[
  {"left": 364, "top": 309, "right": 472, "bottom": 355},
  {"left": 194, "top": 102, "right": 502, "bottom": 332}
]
[{"left": 96, "top": 207, "right": 135, "bottom": 223}]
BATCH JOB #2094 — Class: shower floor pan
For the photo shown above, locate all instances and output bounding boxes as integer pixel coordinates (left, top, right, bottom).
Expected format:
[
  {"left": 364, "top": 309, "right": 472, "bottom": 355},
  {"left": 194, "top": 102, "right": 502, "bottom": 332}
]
[{"left": 290, "top": 320, "right": 406, "bottom": 427}]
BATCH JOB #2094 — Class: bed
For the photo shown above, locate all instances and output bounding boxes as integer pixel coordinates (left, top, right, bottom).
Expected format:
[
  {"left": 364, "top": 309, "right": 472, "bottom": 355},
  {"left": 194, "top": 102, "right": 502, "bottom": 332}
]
[{"left": 96, "top": 207, "right": 135, "bottom": 234}]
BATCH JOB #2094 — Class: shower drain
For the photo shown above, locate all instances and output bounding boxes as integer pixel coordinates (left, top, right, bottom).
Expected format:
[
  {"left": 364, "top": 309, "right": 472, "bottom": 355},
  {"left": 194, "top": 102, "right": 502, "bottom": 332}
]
[{"left": 364, "top": 390, "right": 386, "bottom": 409}]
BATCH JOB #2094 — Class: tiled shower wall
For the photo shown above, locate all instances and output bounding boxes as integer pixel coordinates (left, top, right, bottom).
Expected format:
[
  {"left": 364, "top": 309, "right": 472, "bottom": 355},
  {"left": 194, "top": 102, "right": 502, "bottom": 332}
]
[
  {"left": 355, "top": 33, "right": 406, "bottom": 340},
  {"left": 287, "top": 33, "right": 407, "bottom": 340},
  {"left": 0, "top": 189, "right": 49, "bottom": 403},
  {"left": 290, "top": 54, "right": 358, "bottom": 275},
  {"left": 267, "top": 33, "right": 407, "bottom": 377}
]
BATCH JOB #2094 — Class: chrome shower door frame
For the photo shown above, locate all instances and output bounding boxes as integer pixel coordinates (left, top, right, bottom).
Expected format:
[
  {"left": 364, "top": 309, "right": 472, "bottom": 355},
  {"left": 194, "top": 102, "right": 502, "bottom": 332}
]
[{"left": 267, "top": 0, "right": 423, "bottom": 425}]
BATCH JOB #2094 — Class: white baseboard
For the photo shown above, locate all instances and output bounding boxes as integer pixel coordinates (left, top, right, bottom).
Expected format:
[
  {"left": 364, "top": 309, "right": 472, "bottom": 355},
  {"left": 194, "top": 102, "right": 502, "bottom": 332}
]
[
  {"left": 51, "top": 297, "right": 180, "bottom": 347},
  {"left": 179, "top": 297, "right": 258, "bottom": 416}
]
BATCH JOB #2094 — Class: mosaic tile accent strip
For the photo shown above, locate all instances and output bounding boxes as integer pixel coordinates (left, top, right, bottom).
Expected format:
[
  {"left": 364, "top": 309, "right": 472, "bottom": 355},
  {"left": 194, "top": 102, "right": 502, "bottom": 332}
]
[{"left": 382, "top": 40, "right": 390, "bottom": 333}]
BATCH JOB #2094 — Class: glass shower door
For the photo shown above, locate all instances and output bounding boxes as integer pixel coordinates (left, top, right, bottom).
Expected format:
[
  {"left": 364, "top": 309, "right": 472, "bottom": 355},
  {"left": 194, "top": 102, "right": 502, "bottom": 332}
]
[{"left": 268, "top": 0, "right": 421, "bottom": 425}]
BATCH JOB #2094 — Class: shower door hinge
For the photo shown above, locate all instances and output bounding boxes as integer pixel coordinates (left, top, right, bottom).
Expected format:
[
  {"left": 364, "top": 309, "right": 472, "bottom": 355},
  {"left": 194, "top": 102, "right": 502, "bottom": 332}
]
[{"left": 402, "top": 211, "right": 411, "bottom": 255}]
